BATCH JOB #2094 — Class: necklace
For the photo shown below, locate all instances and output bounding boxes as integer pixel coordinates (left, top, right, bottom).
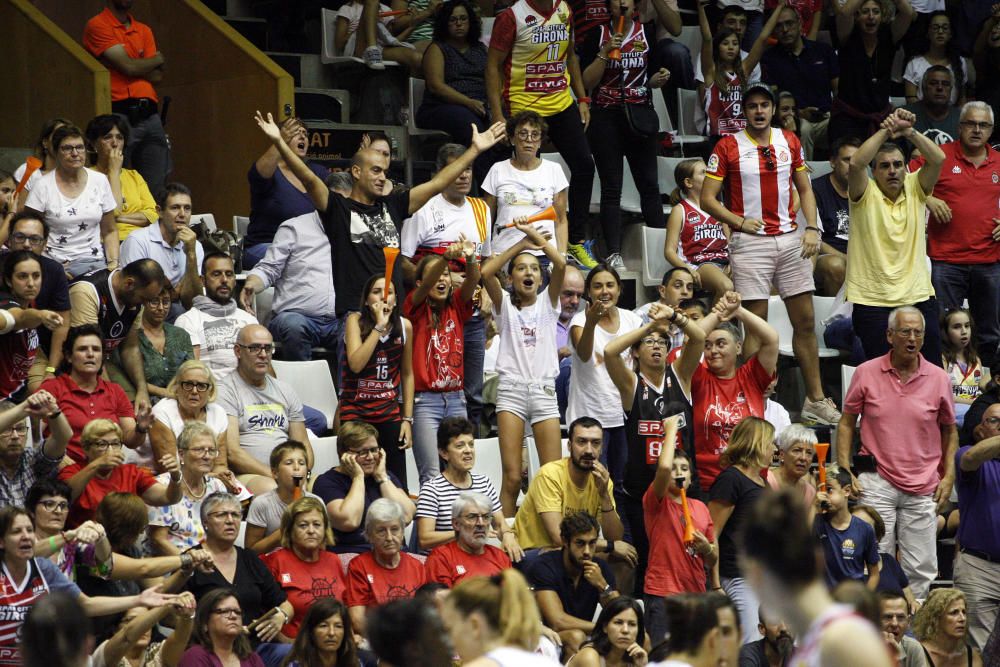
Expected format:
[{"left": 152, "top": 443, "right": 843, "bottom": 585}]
[{"left": 182, "top": 475, "right": 207, "bottom": 500}]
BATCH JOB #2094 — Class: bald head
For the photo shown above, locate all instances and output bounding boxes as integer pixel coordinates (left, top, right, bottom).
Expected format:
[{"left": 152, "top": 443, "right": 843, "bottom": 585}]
[
  {"left": 559, "top": 266, "right": 585, "bottom": 324},
  {"left": 351, "top": 148, "right": 390, "bottom": 200},
  {"left": 235, "top": 324, "right": 274, "bottom": 383},
  {"left": 237, "top": 324, "right": 272, "bottom": 345},
  {"left": 980, "top": 403, "right": 1000, "bottom": 439}
]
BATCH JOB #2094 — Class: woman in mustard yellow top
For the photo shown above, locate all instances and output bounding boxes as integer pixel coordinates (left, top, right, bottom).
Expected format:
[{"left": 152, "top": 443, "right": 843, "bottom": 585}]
[{"left": 86, "top": 115, "right": 158, "bottom": 241}]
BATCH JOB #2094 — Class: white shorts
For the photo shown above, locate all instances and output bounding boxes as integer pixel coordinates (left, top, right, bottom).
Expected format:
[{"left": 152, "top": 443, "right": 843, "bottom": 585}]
[
  {"left": 495, "top": 377, "right": 560, "bottom": 425},
  {"left": 729, "top": 227, "right": 815, "bottom": 300}
]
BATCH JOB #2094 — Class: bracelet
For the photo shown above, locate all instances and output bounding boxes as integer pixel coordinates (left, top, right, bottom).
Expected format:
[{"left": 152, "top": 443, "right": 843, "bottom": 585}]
[
  {"left": 374, "top": 477, "right": 389, "bottom": 484},
  {"left": 605, "top": 539, "right": 615, "bottom": 554},
  {"left": 578, "top": 96, "right": 591, "bottom": 104},
  {"left": 600, "top": 506, "right": 615, "bottom": 513},
  {"left": 597, "top": 54, "right": 610, "bottom": 63},
  {"left": 136, "top": 426, "right": 149, "bottom": 435},
  {"left": 401, "top": 416, "right": 414, "bottom": 423},
  {"left": 805, "top": 226, "right": 821, "bottom": 233},
  {"left": 44, "top": 366, "right": 56, "bottom": 374},
  {"left": 374, "top": 325, "right": 387, "bottom": 334},
  {"left": 275, "top": 607, "right": 289, "bottom": 623},
  {"left": 180, "top": 552, "right": 194, "bottom": 570},
  {"left": 49, "top": 536, "right": 59, "bottom": 553}
]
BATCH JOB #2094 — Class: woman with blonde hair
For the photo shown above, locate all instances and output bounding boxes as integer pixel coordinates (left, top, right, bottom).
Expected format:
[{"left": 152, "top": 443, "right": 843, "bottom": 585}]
[
  {"left": 913, "top": 589, "right": 983, "bottom": 667},
  {"left": 261, "top": 496, "right": 347, "bottom": 641},
  {"left": 440, "top": 569, "right": 557, "bottom": 666},
  {"left": 708, "top": 416, "right": 775, "bottom": 643}
]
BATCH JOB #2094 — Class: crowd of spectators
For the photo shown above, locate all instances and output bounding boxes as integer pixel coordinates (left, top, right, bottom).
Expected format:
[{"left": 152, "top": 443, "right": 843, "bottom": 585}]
[{"left": 4, "top": 0, "right": 1000, "bottom": 664}]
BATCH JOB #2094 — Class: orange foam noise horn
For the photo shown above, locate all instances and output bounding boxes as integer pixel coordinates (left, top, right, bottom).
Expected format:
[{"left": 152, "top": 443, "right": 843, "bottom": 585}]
[
  {"left": 815, "top": 442, "right": 830, "bottom": 491},
  {"left": 292, "top": 477, "right": 303, "bottom": 500},
  {"left": 502, "top": 206, "right": 556, "bottom": 229},
  {"left": 608, "top": 15, "right": 626, "bottom": 60},
  {"left": 383, "top": 246, "right": 400, "bottom": 302},
  {"left": 14, "top": 156, "right": 42, "bottom": 196},
  {"left": 379, "top": 9, "right": 408, "bottom": 17},
  {"left": 680, "top": 485, "right": 695, "bottom": 544}
]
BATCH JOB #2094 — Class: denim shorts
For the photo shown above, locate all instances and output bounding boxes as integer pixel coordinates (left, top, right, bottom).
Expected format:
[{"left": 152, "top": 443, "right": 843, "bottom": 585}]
[{"left": 495, "top": 377, "right": 560, "bottom": 425}]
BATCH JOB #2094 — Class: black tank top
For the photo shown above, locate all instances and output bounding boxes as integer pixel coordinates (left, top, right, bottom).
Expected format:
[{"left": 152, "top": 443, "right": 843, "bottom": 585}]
[
  {"left": 73, "top": 268, "right": 141, "bottom": 357},
  {"left": 623, "top": 366, "right": 700, "bottom": 499}
]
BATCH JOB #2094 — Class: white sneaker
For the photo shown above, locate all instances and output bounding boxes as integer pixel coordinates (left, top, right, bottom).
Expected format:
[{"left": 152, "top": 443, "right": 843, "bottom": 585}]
[
  {"left": 801, "top": 397, "right": 842, "bottom": 425},
  {"left": 362, "top": 45, "right": 385, "bottom": 70},
  {"left": 606, "top": 253, "right": 626, "bottom": 271}
]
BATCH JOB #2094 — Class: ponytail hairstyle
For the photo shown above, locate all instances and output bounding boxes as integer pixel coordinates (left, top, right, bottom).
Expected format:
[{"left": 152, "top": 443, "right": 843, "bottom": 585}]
[
  {"left": 712, "top": 28, "right": 746, "bottom": 93},
  {"left": 742, "top": 488, "right": 822, "bottom": 589},
  {"left": 448, "top": 569, "right": 541, "bottom": 651},
  {"left": 357, "top": 272, "right": 402, "bottom": 339},
  {"left": 669, "top": 158, "right": 705, "bottom": 205}
]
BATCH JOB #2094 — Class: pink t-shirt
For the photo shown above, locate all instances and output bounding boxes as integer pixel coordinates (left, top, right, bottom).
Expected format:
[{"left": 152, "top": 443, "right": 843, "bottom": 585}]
[{"left": 843, "top": 353, "right": 955, "bottom": 495}]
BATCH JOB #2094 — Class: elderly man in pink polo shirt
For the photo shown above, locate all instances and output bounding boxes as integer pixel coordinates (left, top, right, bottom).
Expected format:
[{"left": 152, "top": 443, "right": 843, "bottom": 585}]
[{"left": 835, "top": 305, "right": 957, "bottom": 598}]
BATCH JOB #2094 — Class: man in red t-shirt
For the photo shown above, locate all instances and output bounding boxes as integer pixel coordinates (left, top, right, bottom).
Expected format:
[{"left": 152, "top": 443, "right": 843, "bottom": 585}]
[
  {"left": 425, "top": 492, "right": 512, "bottom": 587},
  {"left": 912, "top": 102, "right": 1000, "bottom": 369},
  {"left": 701, "top": 82, "right": 840, "bottom": 428},
  {"left": 83, "top": 1, "right": 170, "bottom": 196}
]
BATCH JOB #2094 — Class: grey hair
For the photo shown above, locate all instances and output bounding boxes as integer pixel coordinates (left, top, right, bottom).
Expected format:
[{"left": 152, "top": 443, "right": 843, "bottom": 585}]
[
  {"left": 775, "top": 423, "right": 818, "bottom": 452},
  {"left": 436, "top": 143, "right": 467, "bottom": 171},
  {"left": 199, "top": 492, "right": 241, "bottom": 525},
  {"left": 451, "top": 492, "right": 493, "bottom": 522},
  {"left": 960, "top": 101, "right": 995, "bottom": 125},
  {"left": 364, "top": 498, "right": 406, "bottom": 538},
  {"left": 325, "top": 170, "right": 353, "bottom": 193},
  {"left": 887, "top": 306, "right": 924, "bottom": 330},
  {"left": 177, "top": 421, "right": 217, "bottom": 451},
  {"left": 712, "top": 321, "right": 744, "bottom": 345}
]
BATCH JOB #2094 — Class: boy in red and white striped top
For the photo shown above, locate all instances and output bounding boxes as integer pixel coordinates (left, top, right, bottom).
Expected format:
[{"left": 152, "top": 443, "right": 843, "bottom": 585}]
[{"left": 700, "top": 82, "right": 842, "bottom": 426}]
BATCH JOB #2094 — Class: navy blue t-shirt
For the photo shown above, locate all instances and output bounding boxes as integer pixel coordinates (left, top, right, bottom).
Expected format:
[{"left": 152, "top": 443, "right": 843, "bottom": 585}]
[
  {"left": 876, "top": 552, "right": 910, "bottom": 593},
  {"left": 526, "top": 550, "right": 616, "bottom": 623},
  {"left": 246, "top": 161, "right": 330, "bottom": 246},
  {"left": 760, "top": 39, "right": 839, "bottom": 112},
  {"left": 816, "top": 515, "right": 879, "bottom": 588},
  {"left": 812, "top": 173, "right": 849, "bottom": 254},
  {"left": 312, "top": 467, "right": 405, "bottom": 553}
]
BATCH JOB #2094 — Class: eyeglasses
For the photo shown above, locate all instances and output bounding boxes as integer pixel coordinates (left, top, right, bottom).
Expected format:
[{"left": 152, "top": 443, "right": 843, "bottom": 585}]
[
  {"left": 641, "top": 337, "right": 668, "bottom": 348},
  {"left": 207, "top": 510, "right": 241, "bottom": 521},
  {"left": 891, "top": 328, "right": 925, "bottom": 338},
  {"left": 10, "top": 233, "right": 44, "bottom": 246},
  {"left": 88, "top": 439, "right": 123, "bottom": 451},
  {"left": 928, "top": 23, "right": 950, "bottom": 32},
  {"left": 37, "top": 499, "right": 69, "bottom": 512},
  {"left": 516, "top": 130, "right": 543, "bottom": 141},
  {"left": 180, "top": 380, "right": 212, "bottom": 392},
  {"left": 960, "top": 121, "right": 994, "bottom": 131},
  {"left": 349, "top": 447, "right": 379, "bottom": 458},
  {"left": 449, "top": 14, "right": 470, "bottom": 23},
  {"left": 985, "top": 417, "right": 1000, "bottom": 427},
  {"left": 758, "top": 146, "right": 776, "bottom": 171},
  {"left": 1, "top": 424, "right": 28, "bottom": 437},
  {"left": 145, "top": 298, "right": 172, "bottom": 309},
  {"left": 461, "top": 513, "right": 492, "bottom": 524},
  {"left": 186, "top": 447, "right": 219, "bottom": 458},
  {"left": 212, "top": 608, "right": 242, "bottom": 618},
  {"left": 59, "top": 144, "right": 86, "bottom": 154},
  {"left": 237, "top": 343, "right": 275, "bottom": 355}
]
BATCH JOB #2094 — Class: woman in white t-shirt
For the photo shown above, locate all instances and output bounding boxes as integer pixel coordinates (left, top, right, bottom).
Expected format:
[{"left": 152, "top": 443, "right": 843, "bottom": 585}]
[
  {"left": 568, "top": 263, "right": 644, "bottom": 497},
  {"left": 24, "top": 124, "right": 118, "bottom": 279},
  {"left": 12, "top": 117, "right": 72, "bottom": 210},
  {"left": 902, "top": 11, "right": 970, "bottom": 105},
  {"left": 482, "top": 111, "right": 569, "bottom": 262},
  {"left": 481, "top": 221, "right": 566, "bottom": 516}
]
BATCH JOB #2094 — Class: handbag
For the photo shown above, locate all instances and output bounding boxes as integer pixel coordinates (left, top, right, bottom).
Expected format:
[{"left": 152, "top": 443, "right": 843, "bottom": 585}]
[{"left": 617, "top": 37, "right": 659, "bottom": 138}]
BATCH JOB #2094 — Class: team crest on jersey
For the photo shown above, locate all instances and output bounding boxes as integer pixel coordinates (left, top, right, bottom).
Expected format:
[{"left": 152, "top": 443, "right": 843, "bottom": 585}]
[
  {"left": 686, "top": 210, "right": 701, "bottom": 225},
  {"left": 707, "top": 154, "right": 720, "bottom": 171},
  {"left": 631, "top": 39, "right": 646, "bottom": 52},
  {"left": 778, "top": 150, "right": 789, "bottom": 163},
  {"left": 525, "top": 14, "right": 537, "bottom": 23},
  {"left": 993, "top": 173, "right": 999, "bottom": 183}
]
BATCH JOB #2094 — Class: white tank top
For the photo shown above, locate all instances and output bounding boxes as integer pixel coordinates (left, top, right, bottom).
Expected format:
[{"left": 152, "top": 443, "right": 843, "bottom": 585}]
[{"left": 484, "top": 646, "right": 560, "bottom": 666}]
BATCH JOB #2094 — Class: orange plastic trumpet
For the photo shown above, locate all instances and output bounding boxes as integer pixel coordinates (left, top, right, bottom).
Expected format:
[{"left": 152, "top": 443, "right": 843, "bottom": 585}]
[
  {"left": 14, "top": 156, "right": 42, "bottom": 196},
  {"left": 815, "top": 442, "right": 830, "bottom": 491},
  {"left": 379, "top": 9, "right": 409, "bottom": 17},
  {"left": 679, "top": 485, "right": 695, "bottom": 544},
  {"left": 292, "top": 477, "right": 303, "bottom": 501},
  {"left": 502, "top": 205, "right": 556, "bottom": 229},
  {"left": 608, "top": 15, "right": 626, "bottom": 60},
  {"left": 383, "top": 246, "right": 400, "bottom": 302}
]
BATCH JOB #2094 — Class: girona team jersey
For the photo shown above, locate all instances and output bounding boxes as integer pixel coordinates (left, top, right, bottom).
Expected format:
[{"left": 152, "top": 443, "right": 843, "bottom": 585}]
[
  {"left": 704, "top": 71, "right": 746, "bottom": 136},
  {"left": 593, "top": 18, "right": 651, "bottom": 108},
  {"left": 491, "top": 0, "right": 575, "bottom": 116},
  {"left": 677, "top": 198, "right": 729, "bottom": 265},
  {"left": 705, "top": 127, "right": 807, "bottom": 236}
]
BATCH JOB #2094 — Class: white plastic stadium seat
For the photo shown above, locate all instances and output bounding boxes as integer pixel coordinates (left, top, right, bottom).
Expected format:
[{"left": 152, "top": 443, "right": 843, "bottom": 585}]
[
  {"left": 311, "top": 436, "right": 340, "bottom": 478},
  {"left": 407, "top": 78, "right": 451, "bottom": 183},
  {"left": 641, "top": 226, "right": 670, "bottom": 288},
  {"left": 841, "top": 365, "right": 856, "bottom": 406},
  {"left": 767, "top": 295, "right": 841, "bottom": 359},
  {"left": 234, "top": 215, "right": 250, "bottom": 239},
  {"left": 471, "top": 437, "right": 503, "bottom": 496},
  {"left": 254, "top": 287, "right": 274, "bottom": 327},
  {"left": 192, "top": 213, "right": 216, "bottom": 231},
  {"left": 807, "top": 161, "right": 833, "bottom": 178},
  {"left": 320, "top": 7, "right": 402, "bottom": 66},
  {"left": 271, "top": 359, "right": 339, "bottom": 431}
]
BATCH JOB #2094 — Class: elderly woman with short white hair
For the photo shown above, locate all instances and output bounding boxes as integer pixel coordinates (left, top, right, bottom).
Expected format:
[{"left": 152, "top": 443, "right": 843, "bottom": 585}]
[
  {"left": 345, "top": 498, "right": 426, "bottom": 636},
  {"left": 767, "top": 423, "right": 818, "bottom": 506}
]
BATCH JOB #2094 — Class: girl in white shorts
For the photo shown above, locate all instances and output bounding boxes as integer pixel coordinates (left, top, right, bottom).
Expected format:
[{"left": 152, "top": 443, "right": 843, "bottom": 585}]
[{"left": 481, "top": 221, "right": 566, "bottom": 516}]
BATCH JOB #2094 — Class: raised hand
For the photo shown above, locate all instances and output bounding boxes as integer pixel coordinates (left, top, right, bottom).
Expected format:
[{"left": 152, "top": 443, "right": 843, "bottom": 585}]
[
  {"left": 585, "top": 298, "right": 608, "bottom": 323},
  {"left": 159, "top": 453, "right": 181, "bottom": 478},
  {"left": 135, "top": 402, "right": 154, "bottom": 431},
  {"left": 513, "top": 220, "right": 550, "bottom": 248},
  {"left": 25, "top": 390, "right": 58, "bottom": 417},
  {"left": 340, "top": 452, "right": 364, "bottom": 479},
  {"left": 647, "top": 302, "right": 675, "bottom": 323},
  {"left": 254, "top": 111, "right": 283, "bottom": 144},
  {"left": 470, "top": 121, "right": 507, "bottom": 152}
]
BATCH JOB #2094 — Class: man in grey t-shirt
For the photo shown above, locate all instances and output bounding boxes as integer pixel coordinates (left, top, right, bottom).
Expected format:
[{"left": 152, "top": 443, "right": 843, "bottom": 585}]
[{"left": 216, "top": 324, "right": 314, "bottom": 494}]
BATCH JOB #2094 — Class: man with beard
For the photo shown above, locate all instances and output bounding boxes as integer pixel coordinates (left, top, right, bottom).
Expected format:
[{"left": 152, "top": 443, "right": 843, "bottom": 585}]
[
  {"left": 739, "top": 608, "right": 795, "bottom": 667},
  {"left": 879, "top": 590, "right": 927, "bottom": 666},
  {"left": 556, "top": 265, "right": 585, "bottom": 419},
  {"left": 424, "top": 492, "right": 512, "bottom": 587},
  {"left": 526, "top": 511, "right": 618, "bottom": 658},
  {"left": 175, "top": 252, "right": 257, "bottom": 379},
  {"left": 400, "top": 144, "right": 493, "bottom": 429},
  {"left": 512, "top": 416, "right": 627, "bottom": 552}
]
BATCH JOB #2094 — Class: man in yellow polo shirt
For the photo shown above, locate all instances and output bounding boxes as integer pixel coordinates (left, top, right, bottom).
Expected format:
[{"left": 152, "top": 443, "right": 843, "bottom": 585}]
[{"left": 846, "top": 107, "right": 946, "bottom": 365}]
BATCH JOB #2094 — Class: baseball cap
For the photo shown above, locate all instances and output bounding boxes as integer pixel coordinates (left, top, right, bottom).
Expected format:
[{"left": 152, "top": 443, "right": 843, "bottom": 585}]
[{"left": 743, "top": 82, "right": 776, "bottom": 104}]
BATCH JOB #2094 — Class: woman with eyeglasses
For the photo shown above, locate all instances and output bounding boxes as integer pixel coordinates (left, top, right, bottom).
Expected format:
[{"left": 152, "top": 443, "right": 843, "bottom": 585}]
[
  {"left": 139, "top": 285, "right": 194, "bottom": 407},
  {"left": 902, "top": 12, "right": 969, "bottom": 106},
  {"left": 180, "top": 588, "right": 266, "bottom": 667},
  {"left": 25, "top": 478, "right": 112, "bottom": 581},
  {"left": 186, "top": 493, "right": 294, "bottom": 661},
  {"left": 40, "top": 324, "right": 154, "bottom": 464},
  {"left": 58, "top": 418, "right": 182, "bottom": 528},
  {"left": 147, "top": 421, "right": 251, "bottom": 557},
  {"left": 24, "top": 124, "right": 120, "bottom": 279}
]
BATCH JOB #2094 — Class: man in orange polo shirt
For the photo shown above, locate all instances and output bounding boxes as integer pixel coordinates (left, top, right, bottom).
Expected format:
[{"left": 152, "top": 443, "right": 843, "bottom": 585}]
[{"left": 83, "top": 0, "right": 170, "bottom": 198}]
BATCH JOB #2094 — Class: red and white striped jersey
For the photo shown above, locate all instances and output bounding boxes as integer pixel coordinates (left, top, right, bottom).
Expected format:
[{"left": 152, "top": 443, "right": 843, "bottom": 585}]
[{"left": 705, "top": 127, "right": 807, "bottom": 236}]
